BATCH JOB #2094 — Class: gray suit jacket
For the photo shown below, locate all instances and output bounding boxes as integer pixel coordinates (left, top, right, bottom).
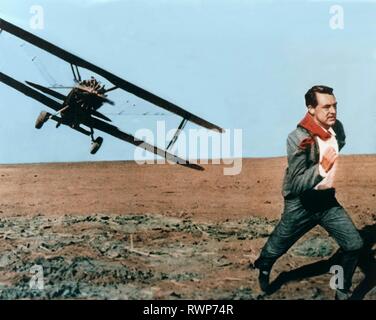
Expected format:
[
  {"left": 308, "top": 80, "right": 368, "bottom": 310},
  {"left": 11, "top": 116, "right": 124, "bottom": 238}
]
[{"left": 282, "top": 120, "right": 346, "bottom": 199}]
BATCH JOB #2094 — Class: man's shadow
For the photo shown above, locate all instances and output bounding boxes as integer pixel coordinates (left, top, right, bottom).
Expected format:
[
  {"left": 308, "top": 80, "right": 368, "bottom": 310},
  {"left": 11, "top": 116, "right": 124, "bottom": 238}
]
[{"left": 266, "top": 224, "right": 376, "bottom": 300}]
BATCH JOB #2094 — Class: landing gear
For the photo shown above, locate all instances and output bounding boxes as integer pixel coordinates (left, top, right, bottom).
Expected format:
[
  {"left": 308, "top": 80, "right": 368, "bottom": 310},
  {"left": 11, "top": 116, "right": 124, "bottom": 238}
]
[
  {"left": 90, "top": 136, "right": 103, "bottom": 154},
  {"left": 89, "top": 122, "right": 103, "bottom": 155},
  {"left": 35, "top": 111, "right": 51, "bottom": 129}
]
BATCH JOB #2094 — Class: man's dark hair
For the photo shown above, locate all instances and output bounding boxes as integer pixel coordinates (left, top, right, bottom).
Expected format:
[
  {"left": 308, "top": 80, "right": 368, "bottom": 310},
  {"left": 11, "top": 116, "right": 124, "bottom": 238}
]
[{"left": 305, "top": 85, "right": 334, "bottom": 107}]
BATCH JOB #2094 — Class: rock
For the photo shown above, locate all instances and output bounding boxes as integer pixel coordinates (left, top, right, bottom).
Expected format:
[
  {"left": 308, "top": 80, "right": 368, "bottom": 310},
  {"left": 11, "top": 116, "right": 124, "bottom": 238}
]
[{"left": 292, "top": 237, "right": 334, "bottom": 257}]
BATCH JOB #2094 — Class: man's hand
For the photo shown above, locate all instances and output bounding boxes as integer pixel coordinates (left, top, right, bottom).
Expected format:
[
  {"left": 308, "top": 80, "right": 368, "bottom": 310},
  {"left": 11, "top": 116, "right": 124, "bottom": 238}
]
[{"left": 320, "top": 147, "right": 338, "bottom": 173}]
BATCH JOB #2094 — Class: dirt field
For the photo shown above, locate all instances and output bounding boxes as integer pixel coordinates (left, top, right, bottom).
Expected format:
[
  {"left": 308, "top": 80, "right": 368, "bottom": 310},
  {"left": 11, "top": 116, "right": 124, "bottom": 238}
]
[{"left": 0, "top": 155, "right": 374, "bottom": 299}]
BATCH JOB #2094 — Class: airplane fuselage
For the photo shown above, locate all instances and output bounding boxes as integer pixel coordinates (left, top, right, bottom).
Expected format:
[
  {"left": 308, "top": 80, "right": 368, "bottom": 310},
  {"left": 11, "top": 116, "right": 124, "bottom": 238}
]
[{"left": 61, "top": 77, "right": 106, "bottom": 127}]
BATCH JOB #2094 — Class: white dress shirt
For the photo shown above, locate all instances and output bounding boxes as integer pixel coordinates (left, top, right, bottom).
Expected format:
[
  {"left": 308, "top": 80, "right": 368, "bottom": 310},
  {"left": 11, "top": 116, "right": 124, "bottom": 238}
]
[{"left": 315, "top": 127, "right": 338, "bottom": 190}]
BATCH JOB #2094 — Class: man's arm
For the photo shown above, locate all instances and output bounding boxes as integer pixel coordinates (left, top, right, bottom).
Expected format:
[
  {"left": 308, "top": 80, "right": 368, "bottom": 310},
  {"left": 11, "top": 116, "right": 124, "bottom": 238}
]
[
  {"left": 333, "top": 119, "right": 346, "bottom": 151},
  {"left": 286, "top": 133, "right": 323, "bottom": 196}
]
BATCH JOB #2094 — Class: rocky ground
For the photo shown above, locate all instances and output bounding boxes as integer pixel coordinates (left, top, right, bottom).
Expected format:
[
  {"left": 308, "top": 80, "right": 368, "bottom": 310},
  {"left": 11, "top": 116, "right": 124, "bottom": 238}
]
[{"left": 0, "top": 156, "right": 374, "bottom": 300}]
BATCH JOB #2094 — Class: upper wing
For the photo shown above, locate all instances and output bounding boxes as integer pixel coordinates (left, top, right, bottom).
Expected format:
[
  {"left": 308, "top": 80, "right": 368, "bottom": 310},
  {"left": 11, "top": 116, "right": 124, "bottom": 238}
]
[{"left": 0, "top": 18, "right": 224, "bottom": 133}]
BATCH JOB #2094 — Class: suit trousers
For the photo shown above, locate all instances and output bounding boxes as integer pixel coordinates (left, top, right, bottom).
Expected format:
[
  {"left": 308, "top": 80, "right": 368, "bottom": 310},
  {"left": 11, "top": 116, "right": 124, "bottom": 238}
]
[{"left": 257, "top": 188, "right": 363, "bottom": 290}]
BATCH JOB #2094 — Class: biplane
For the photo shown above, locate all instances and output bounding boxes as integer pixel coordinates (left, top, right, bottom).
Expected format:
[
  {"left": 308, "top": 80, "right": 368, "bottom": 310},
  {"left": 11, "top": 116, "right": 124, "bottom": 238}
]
[{"left": 0, "top": 18, "right": 224, "bottom": 170}]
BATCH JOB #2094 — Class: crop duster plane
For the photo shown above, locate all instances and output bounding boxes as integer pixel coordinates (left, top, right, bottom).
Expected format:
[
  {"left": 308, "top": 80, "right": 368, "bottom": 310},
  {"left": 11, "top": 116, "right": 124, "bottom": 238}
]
[{"left": 0, "top": 18, "right": 224, "bottom": 170}]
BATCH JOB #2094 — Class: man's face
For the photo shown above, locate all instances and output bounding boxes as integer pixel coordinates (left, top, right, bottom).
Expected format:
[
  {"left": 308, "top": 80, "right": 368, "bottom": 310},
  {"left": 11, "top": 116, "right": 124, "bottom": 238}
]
[{"left": 308, "top": 92, "right": 337, "bottom": 129}]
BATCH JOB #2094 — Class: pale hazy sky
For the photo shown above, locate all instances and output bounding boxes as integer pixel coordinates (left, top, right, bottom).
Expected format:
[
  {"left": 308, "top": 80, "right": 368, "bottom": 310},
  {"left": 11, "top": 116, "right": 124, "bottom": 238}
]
[{"left": 0, "top": 0, "right": 375, "bottom": 164}]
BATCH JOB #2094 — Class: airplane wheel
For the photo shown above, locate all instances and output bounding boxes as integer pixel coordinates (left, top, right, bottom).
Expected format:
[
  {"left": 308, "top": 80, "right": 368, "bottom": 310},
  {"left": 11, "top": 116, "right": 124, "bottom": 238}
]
[
  {"left": 90, "top": 137, "right": 103, "bottom": 154},
  {"left": 35, "top": 111, "right": 50, "bottom": 129}
]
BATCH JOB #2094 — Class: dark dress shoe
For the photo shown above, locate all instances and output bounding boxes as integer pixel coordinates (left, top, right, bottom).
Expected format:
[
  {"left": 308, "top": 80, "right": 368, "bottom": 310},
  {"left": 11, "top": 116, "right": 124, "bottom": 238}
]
[
  {"left": 258, "top": 270, "right": 270, "bottom": 293},
  {"left": 335, "top": 289, "right": 352, "bottom": 300}
]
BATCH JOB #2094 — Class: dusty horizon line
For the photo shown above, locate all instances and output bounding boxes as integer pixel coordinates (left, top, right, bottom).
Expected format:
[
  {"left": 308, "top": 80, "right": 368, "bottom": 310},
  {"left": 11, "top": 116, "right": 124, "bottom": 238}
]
[{"left": 0, "top": 153, "right": 375, "bottom": 167}]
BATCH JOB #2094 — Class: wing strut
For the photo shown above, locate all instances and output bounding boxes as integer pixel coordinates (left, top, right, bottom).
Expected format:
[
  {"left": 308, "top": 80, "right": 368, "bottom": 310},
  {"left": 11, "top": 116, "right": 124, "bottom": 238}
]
[
  {"left": 166, "top": 118, "right": 188, "bottom": 150},
  {"left": 70, "top": 64, "right": 81, "bottom": 82}
]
